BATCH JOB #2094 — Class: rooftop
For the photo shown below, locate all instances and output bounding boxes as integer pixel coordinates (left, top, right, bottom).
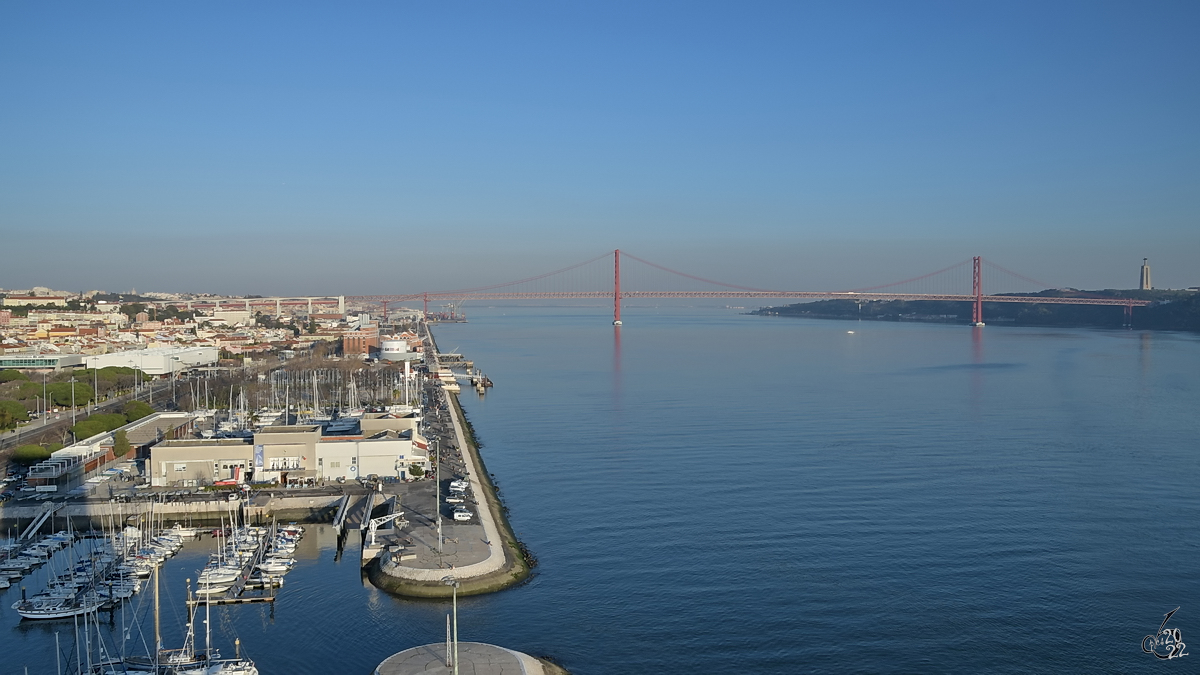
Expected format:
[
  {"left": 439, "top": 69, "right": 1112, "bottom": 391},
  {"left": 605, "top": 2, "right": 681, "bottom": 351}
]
[
  {"left": 256, "top": 425, "right": 321, "bottom": 434},
  {"left": 158, "top": 438, "right": 252, "bottom": 447}
]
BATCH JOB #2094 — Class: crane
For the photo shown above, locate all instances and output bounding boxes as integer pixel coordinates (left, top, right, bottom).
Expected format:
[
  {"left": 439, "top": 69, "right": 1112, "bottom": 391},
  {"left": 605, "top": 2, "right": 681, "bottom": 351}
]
[{"left": 366, "top": 511, "right": 409, "bottom": 548}]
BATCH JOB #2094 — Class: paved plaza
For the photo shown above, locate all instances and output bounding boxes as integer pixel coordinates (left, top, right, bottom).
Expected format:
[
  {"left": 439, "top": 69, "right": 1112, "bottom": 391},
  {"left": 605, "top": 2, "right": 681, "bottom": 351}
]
[
  {"left": 376, "top": 476, "right": 491, "bottom": 570},
  {"left": 374, "top": 642, "right": 546, "bottom": 675}
]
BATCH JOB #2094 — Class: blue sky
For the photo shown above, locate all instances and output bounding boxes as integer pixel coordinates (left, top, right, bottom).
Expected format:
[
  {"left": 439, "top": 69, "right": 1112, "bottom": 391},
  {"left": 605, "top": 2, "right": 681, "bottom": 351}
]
[{"left": 1, "top": 1, "right": 1197, "bottom": 295}]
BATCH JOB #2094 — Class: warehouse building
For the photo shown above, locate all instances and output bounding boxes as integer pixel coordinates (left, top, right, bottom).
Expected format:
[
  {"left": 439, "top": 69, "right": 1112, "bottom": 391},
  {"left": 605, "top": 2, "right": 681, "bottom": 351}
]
[
  {"left": 150, "top": 421, "right": 429, "bottom": 487},
  {"left": 85, "top": 346, "right": 218, "bottom": 375}
]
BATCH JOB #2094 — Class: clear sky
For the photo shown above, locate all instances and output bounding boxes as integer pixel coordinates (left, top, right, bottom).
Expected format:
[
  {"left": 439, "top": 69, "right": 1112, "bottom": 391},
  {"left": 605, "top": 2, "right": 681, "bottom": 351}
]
[{"left": 1, "top": 1, "right": 1197, "bottom": 296}]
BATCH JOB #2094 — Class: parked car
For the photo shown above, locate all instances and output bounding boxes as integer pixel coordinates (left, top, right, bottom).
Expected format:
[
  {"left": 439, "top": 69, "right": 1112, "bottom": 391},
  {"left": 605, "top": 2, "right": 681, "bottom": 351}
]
[
  {"left": 445, "top": 494, "right": 466, "bottom": 504},
  {"left": 452, "top": 507, "right": 472, "bottom": 522}
]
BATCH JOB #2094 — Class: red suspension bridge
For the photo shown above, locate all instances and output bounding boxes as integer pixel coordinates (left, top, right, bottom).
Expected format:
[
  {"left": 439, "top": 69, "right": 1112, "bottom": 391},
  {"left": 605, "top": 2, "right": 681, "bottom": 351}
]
[{"left": 348, "top": 250, "right": 1151, "bottom": 326}]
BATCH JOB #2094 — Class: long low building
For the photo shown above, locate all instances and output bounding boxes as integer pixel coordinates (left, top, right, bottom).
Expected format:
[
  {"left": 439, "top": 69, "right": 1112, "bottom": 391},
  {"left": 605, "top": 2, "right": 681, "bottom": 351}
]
[
  {"left": 85, "top": 346, "right": 218, "bottom": 375},
  {"left": 0, "top": 353, "right": 87, "bottom": 371},
  {"left": 151, "top": 418, "right": 430, "bottom": 487},
  {"left": 24, "top": 412, "right": 196, "bottom": 492}
]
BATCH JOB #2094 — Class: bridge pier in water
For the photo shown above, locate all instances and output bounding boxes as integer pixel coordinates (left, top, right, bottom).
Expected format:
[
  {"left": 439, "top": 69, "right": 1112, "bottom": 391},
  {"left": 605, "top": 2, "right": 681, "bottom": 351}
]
[
  {"left": 613, "top": 248, "right": 622, "bottom": 325},
  {"left": 972, "top": 256, "right": 985, "bottom": 326}
]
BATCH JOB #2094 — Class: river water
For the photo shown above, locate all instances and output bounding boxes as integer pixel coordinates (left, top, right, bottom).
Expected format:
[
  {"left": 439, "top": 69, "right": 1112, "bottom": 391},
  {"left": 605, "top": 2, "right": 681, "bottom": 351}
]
[{"left": 4, "top": 306, "right": 1199, "bottom": 673}]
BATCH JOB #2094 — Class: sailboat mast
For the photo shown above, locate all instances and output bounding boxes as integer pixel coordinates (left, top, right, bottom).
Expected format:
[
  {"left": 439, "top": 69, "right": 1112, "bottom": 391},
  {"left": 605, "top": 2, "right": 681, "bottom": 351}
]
[
  {"left": 205, "top": 575, "right": 212, "bottom": 659},
  {"left": 150, "top": 565, "right": 161, "bottom": 670},
  {"left": 74, "top": 613, "right": 81, "bottom": 675}
]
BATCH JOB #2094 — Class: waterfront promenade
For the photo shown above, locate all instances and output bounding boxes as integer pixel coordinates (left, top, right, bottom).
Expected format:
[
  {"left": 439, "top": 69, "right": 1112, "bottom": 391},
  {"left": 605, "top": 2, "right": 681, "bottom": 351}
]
[
  {"left": 368, "top": 332, "right": 530, "bottom": 597},
  {"left": 375, "top": 642, "right": 567, "bottom": 675}
]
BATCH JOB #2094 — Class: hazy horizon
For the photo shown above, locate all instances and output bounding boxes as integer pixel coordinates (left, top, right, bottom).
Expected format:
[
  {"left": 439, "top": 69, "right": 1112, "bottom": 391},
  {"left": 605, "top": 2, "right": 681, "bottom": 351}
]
[{"left": 2, "top": 2, "right": 1197, "bottom": 296}]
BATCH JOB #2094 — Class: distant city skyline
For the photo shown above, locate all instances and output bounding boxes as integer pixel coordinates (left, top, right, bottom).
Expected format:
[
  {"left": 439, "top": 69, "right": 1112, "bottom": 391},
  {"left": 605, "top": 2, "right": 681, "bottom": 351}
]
[{"left": 2, "top": 2, "right": 1197, "bottom": 295}]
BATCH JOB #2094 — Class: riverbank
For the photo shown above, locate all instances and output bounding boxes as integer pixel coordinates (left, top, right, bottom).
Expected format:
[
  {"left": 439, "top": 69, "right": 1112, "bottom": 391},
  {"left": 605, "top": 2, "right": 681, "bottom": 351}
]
[{"left": 752, "top": 289, "right": 1200, "bottom": 331}]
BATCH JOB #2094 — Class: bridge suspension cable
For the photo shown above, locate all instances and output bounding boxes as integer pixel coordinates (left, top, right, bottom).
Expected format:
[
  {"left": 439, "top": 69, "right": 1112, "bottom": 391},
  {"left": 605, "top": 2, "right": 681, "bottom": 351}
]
[
  {"left": 345, "top": 249, "right": 1153, "bottom": 326},
  {"left": 981, "top": 258, "right": 1059, "bottom": 291},
  {"left": 849, "top": 259, "right": 972, "bottom": 293},
  {"left": 424, "top": 251, "right": 613, "bottom": 295},
  {"left": 619, "top": 250, "right": 779, "bottom": 292}
]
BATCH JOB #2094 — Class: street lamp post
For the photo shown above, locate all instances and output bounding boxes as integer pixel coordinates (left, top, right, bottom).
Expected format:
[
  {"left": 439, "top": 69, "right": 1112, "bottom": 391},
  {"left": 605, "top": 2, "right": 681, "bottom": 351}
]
[
  {"left": 442, "top": 577, "right": 460, "bottom": 675},
  {"left": 69, "top": 376, "right": 76, "bottom": 444},
  {"left": 435, "top": 437, "right": 442, "bottom": 554}
]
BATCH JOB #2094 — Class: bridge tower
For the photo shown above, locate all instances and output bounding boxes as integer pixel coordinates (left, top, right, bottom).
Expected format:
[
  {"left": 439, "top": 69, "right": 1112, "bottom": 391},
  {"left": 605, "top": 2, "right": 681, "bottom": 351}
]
[
  {"left": 971, "top": 256, "right": 985, "bottom": 326},
  {"left": 613, "top": 249, "right": 623, "bottom": 325}
]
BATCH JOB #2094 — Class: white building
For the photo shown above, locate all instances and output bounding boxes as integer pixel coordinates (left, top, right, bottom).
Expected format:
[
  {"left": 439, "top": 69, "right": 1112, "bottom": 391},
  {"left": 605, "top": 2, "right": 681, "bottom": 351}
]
[
  {"left": 0, "top": 353, "right": 86, "bottom": 371},
  {"left": 316, "top": 430, "right": 429, "bottom": 482},
  {"left": 85, "top": 346, "right": 218, "bottom": 375},
  {"left": 150, "top": 420, "right": 430, "bottom": 488}
]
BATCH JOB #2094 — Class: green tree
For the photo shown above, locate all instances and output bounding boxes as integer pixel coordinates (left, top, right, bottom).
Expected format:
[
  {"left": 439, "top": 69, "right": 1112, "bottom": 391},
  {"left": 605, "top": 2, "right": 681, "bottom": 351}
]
[
  {"left": 0, "top": 400, "right": 29, "bottom": 429},
  {"left": 124, "top": 400, "right": 155, "bottom": 422},
  {"left": 113, "top": 429, "right": 131, "bottom": 457},
  {"left": 90, "top": 413, "right": 128, "bottom": 431},
  {"left": 77, "top": 367, "right": 134, "bottom": 399},
  {"left": 12, "top": 444, "right": 52, "bottom": 465},
  {"left": 0, "top": 370, "right": 29, "bottom": 383},
  {"left": 69, "top": 410, "right": 130, "bottom": 441},
  {"left": 408, "top": 463, "right": 425, "bottom": 478},
  {"left": 71, "top": 420, "right": 108, "bottom": 440},
  {"left": 120, "top": 303, "right": 147, "bottom": 322},
  {"left": 47, "top": 381, "right": 93, "bottom": 407},
  {"left": 0, "top": 399, "right": 29, "bottom": 418},
  {"left": 156, "top": 305, "right": 193, "bottom": 322}
]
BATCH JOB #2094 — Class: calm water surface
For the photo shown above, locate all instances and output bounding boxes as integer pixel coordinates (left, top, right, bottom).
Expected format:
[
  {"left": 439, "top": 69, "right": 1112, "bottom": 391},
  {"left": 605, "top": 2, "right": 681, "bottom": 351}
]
[{"left": 4, "top": 307, "right": 1199, "bottom": 673}]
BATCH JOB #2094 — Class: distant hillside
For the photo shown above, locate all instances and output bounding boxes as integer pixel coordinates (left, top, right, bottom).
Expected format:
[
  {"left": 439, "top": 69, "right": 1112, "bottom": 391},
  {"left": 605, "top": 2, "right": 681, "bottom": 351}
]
[{"left": 752, "top": 289, "right": 1200, "bottom": 332}]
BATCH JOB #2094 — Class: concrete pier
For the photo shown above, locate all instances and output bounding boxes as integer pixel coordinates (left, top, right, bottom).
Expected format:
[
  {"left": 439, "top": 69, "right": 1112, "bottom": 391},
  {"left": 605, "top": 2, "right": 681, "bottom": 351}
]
[
  {"left": 0, "top": 494, "right": 342, "bottom": 532},
  {"left": 367, "top": 329, "right": 531, "bottom": 598},
  {"left": 368, "top": 392, "right": 530, "bottom": 596},
  {"left": 374, "top": 642, "right": 566, "bottom": 675}
]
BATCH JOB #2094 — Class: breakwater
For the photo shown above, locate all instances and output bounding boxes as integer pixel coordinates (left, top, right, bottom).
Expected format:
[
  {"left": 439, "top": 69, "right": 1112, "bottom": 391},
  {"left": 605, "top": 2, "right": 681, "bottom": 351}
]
[
  {"left": 0, "top": 494, "right": 342, "bottom": 532},
  {"left": 367, "top": 385, "right": 530, "bottom": 597},
  {"left": 366, "top": 326, "right": 531, "bottom": 598}
]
